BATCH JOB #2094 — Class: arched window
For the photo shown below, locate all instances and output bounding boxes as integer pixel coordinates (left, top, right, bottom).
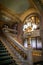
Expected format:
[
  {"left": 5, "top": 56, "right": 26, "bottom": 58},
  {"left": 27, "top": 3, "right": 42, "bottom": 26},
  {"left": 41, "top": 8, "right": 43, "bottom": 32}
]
[
  {"left": 23, "top": 13, "right": 42, "bottom": 50},
  {"left": 23, "top": 13, "right": 40, "bottom": 33}
]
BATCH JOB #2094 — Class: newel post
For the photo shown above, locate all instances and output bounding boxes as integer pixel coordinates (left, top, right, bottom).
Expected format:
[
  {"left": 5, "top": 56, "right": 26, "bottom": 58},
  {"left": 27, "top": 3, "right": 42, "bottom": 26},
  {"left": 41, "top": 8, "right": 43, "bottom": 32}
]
[{"left": 26, "top": 37, "right": 33, "bottom": 65}]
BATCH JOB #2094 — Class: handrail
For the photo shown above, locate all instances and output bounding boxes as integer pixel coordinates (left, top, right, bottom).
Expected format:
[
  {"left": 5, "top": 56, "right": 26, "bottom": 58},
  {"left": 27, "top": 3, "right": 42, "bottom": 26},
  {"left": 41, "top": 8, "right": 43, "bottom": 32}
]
[
  {"left": 2, "top": 28, "right": 17, "bottom": 33},
  {"left": 5, "top": 36, "right": 27, "bottom": 60},
  {"left": 2, "top": 28, "right": 33, "bottom": 65},
  {"left": 0, "top": 36, "right": 26, "bottom": 65},
  {"left": 4, "top": 29, "right": 27, "bottom": 59},
  {"left": 2, "top": 28, "right": 28, "bottom": 54}
]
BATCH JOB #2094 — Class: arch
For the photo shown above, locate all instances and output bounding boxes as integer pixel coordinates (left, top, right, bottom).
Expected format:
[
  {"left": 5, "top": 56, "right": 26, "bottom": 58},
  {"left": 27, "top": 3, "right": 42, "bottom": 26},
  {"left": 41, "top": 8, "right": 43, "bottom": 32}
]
[
  {"left": 22, "top": 12, "right": 40, "bottom": 32},
  {"left": 23, "top": 13, "right": 40, "bottom": 23},
  {"left": 20, "top": 8, "right": 40, "bottom": 22}
]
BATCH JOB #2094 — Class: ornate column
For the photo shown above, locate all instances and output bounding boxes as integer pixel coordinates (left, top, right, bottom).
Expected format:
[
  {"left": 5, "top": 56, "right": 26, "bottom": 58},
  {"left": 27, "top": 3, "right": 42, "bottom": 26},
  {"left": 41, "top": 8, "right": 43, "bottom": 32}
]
[
  {"left": 40, "top": 12, "right": 43, "bottom": 61},
  {"left": 27, "top": 37, "right": 33, "bottom": 65},
  {"left": 23, "top": 34, "right": 33, "bottom": 65}
]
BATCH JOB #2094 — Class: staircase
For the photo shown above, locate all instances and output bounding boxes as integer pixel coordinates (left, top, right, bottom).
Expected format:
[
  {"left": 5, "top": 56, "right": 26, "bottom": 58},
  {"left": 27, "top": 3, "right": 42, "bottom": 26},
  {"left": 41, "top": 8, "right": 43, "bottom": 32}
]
[
  {"left": 0, "top": 41, "right": 17, "bottom": 65},
  {"left": 1, "top": 28, "right": 33, "bottom": 65}
]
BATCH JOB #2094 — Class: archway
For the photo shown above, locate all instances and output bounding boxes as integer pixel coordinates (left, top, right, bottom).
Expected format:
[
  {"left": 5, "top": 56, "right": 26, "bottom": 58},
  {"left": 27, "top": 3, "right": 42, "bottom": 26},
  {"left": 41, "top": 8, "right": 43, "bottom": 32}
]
[{"left": 23, "top": 13, "right": 42, "bottom": 50}]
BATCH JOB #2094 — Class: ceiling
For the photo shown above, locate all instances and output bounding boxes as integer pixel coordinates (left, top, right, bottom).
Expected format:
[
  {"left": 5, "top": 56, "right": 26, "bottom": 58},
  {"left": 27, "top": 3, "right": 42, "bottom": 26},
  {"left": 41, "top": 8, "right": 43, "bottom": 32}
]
[
  {"left": 0, "top": 0, "right": 33, "bottom": 23},
  {"left": 0, "top": 0, "right": 32, "bottom": 14},
  {"left": 0, "top": 0, "right": 43, "bottom": 24},
  {"left": 33, "top": 0, "right": 43, "bottom": 11},
  {"left": 0, "top": 0, "right": 43, "bottom": 14}
]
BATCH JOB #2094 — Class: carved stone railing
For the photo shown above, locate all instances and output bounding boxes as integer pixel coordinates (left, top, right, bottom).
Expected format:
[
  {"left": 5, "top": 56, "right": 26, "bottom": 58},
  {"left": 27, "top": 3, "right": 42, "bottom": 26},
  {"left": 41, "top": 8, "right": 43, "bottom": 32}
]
[
  {"left": 2, "top": 28, "right": 33, "bottom": 65},
  {"left": 23, "top": 30, "right": 40, "bottom": 38}
]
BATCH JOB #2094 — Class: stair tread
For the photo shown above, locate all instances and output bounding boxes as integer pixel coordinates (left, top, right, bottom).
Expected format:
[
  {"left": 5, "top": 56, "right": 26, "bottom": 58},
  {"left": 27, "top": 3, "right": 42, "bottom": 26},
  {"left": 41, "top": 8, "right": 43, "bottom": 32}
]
[
  {"left": 0, "top": 55, "right": 13, "bottom": 59},
  {"left": 0, "top": 41, "right": 17, "bottom": 65},
  {"left": 0, "top": 47, "right": 6, "bottom": 49},
  {"left": 0, "top": 59, "right": 15, "bottom": 65},
  {"left": 0, "top": 45, "right": 4, "bottom": 46},
  {"left": 0, "top": 52, "right": 10, "bottom": 56},
  {"left": 0, "top": 48, "right": 6, "bottom": 50},
  {"left": 0, "top": 50, "right": 8, "bottom": 52}
]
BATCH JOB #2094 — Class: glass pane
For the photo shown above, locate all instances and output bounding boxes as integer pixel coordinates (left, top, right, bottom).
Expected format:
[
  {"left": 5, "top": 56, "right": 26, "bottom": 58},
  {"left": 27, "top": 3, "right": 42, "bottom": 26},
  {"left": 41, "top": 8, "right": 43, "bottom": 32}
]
[
  {"left": 37, "top": 38, "right": 42, "bottom": 49},
  {"left": 31, "top": 38, "right": 36, "bottom": 48},
  {"left": 24, "top": 39, "right": 28, "bottom": 48}
]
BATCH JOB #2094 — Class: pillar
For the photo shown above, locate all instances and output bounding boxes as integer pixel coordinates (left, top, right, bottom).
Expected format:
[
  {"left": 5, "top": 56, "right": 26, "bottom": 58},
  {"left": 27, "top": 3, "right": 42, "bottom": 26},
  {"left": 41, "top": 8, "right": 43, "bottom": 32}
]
[
  {"left": 17, "top": 22, "right": 23, "bottom": 44},
  {"left": 40, "top": 12, "right": 43, "bottom": 61},
  {"left": 27, "top": 37, "right": 33, "bottom": 65}
]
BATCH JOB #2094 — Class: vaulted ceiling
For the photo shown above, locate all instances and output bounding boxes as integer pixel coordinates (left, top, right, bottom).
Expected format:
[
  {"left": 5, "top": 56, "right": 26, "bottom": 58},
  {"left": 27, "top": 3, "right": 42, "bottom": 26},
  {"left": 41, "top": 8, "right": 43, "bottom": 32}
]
[
  {"left": 33, "top": 0, "right": 43, "bottom": 11},
  {"left": 0, "top": 0, "right": 34, "bottom": 24},
  {"left": 0, "top": 0, "right": 32, "bottom": 14},
  {"left": 0, "top": 0, "right": 43, "bottom": 14},
  {"left": 0, "top": 0, "right": 43, "bottom": 25}
]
